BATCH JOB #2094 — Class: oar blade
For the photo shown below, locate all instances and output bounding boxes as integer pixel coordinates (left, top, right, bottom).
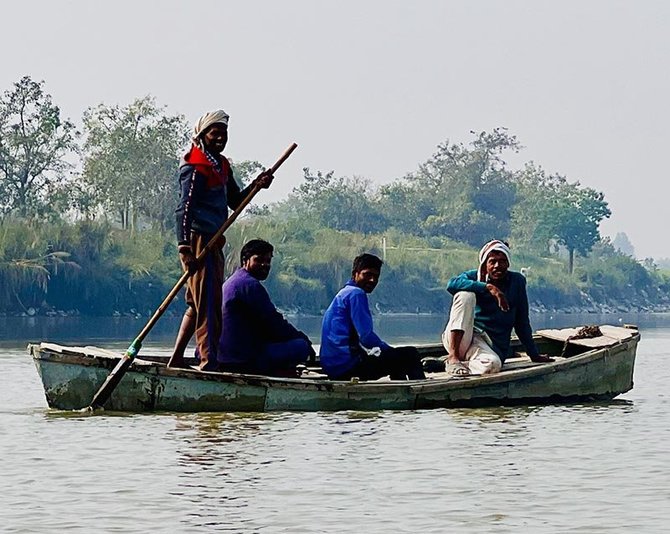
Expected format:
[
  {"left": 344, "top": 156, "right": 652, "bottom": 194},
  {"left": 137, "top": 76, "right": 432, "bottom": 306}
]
[{"left": 88, "top": 355, "right": 134, "bottom": 410}]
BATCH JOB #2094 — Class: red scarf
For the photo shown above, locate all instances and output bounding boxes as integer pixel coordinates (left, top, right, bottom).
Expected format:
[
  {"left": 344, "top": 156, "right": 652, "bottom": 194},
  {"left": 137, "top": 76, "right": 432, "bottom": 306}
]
[{"left": 183, "top": 144, "right": 231, "bottom": 188}]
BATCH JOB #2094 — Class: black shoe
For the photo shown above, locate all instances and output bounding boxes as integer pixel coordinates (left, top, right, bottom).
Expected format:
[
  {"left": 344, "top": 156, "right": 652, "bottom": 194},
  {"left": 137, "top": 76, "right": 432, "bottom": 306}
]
[{"left": 421, "top": 357, "right": 446, "bottom": 373}]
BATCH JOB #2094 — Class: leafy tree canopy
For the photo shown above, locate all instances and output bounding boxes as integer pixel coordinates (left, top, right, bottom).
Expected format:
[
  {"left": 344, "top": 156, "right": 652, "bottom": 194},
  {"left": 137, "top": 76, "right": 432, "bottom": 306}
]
[
  {"left": 612, "top": 232, "right": 635, "bottom": 257},
  {"left": 279, "top": 167, "right": 388, "bottom": 234},
  {"left": 0, "top": 76, "right": 78, "bottom": 220},
  {"left": 380, "top": 128, "right": 519, "bottom": 245},
  {"left": 512, "top": 163, "right": 611, "bottom": 272},
  {"left": 81, "top": 96, "right": 189, "bottom": 231}
]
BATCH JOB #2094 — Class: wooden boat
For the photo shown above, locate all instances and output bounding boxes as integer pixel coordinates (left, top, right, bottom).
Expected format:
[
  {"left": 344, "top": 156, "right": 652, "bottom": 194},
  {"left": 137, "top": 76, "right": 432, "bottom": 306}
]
[{"left": 29, "top": 324, "right": 639, "bottom": 412}]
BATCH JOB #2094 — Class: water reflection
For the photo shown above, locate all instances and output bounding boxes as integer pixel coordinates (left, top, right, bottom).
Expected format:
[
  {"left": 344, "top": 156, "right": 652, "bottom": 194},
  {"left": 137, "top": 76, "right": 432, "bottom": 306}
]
[
  {"left": 172, "top": 413, "right": 277, "bottom": 466},
  {"left": 162, "top": 412, "right": 298, "bottom": 530},
  {"left": 3, "top": 326, "right": 670, "bottom": 532}
]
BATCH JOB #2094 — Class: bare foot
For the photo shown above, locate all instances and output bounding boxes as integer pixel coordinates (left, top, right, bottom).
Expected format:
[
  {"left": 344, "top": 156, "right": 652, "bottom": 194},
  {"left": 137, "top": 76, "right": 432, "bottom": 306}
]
[{"left": 167, "top": 356, "right": 190, "bottom": 369}]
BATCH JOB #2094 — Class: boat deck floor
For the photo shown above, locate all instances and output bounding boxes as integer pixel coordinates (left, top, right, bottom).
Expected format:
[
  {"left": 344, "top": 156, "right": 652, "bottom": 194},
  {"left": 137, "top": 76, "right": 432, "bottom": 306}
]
[{"left": 42, "top": 325, "right": 632, "bottom": 383}]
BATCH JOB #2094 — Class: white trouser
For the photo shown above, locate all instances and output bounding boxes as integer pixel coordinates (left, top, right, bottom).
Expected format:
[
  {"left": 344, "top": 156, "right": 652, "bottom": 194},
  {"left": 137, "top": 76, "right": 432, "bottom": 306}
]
[{"left": 442, "top": 292, "right": 502, "bottom": 375}]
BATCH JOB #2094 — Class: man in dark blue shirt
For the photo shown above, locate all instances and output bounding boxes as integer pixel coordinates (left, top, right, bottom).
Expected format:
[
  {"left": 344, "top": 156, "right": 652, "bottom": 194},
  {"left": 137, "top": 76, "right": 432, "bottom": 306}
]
[
  {"left": 320, "top": 253, "right": 425, "bottom": 381},
  {"left": 219, "top": 239, "right": 314, "bottom": 375},
  {"left": 440, "top": 240, "right": 552, "bottom": 376}
]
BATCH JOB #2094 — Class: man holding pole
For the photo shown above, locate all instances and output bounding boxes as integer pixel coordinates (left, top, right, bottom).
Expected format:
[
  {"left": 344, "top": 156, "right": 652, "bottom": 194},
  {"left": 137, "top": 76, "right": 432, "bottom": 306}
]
[{"left": 168, "top": 110, "right": 273, "bottom": 370}]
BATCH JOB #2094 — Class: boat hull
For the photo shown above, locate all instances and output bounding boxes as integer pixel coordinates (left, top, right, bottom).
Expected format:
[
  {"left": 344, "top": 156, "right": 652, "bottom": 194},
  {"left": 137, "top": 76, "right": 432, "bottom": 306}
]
[{"left": 30, "top": 330, "right": 638, "bottom": 412}]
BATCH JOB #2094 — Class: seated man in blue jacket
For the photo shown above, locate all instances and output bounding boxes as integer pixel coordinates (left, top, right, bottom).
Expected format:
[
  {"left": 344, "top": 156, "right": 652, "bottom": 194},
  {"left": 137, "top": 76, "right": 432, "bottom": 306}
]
[
  {"left": 218, "top": 239, "right": 315, "bottom": 375},
  {"left": 439, "top": 239, "right": 552, "bottom": 376},
  {"left": 320, "top": 253, "right": 426, "bottom": 381}
]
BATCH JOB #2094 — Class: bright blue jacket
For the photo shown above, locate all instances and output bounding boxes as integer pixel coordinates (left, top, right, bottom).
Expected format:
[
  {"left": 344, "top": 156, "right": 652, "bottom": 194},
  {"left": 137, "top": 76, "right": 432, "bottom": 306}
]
[
  {"left": 320, "top": 280, "right": 391, "bottom": 377},
  {"left": 447, "top": 269, "right": 539, "bottom": 361}
]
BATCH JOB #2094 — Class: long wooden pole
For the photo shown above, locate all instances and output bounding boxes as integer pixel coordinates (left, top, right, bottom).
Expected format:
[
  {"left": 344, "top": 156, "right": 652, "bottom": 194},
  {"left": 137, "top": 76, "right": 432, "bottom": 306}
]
[{"left": 88, "top": 143, "right": 298, "bottom": 410}]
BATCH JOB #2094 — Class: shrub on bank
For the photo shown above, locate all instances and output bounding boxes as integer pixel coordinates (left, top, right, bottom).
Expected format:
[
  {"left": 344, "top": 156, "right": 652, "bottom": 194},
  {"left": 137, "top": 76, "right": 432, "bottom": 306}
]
[{"left": 1, "top": 218, "right": 667, "bottom": 316}]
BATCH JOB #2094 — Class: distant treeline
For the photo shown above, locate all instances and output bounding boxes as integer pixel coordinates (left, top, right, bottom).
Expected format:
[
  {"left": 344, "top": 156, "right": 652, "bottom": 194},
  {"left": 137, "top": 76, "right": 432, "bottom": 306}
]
[{"left": 1, "top": 76, "right": 668, "bottom": 316}]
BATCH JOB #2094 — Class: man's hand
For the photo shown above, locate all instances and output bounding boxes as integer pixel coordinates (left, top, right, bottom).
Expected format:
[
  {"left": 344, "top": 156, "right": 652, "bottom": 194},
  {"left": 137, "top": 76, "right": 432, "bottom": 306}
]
[
  {"left": 486, "top": 283, "right": 509, "bottom": 311},
  {"left": 305, "top": 343, "right": 317, "bottom": 365},
  {"left": 253, "top": 170, "right": 274, "bottom": 189},
  {"left": 530, "top": 354, "right": 554, "bottom": 363},
  {"left": 179, "top": 250, "right": 200, "bottom": 275},
  {"left": 214, "top": 234, "right": 227, "bottom": 250}
]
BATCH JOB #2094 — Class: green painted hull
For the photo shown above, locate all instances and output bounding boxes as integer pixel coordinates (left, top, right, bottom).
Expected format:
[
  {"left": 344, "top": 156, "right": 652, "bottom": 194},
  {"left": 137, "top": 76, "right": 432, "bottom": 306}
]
[{"left": 29, "top": 328, "right": 639, "bottom": 412}]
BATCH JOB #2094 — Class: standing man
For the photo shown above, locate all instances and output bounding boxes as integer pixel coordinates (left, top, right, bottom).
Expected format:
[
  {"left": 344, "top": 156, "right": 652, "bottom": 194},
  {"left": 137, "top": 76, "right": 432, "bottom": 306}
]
[
  {"left": 438, "top": 239, "right": 552, "bottom": 376},
  {"left": 320, "top": 253, "right": 426, "bottom": 381},
  {"left": 168, "top": 110, "right": 272, "bottom": 370},
  {"left": 218, "top": 239, "right": 315, "bottom": 375}
]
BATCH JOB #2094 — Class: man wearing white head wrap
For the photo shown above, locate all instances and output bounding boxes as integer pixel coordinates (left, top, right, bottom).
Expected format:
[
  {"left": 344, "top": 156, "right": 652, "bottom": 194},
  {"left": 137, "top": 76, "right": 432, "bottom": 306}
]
[
  {"left": 168, "top": 110, "right": 274, "bottom": 371},
  {"left": 476, "top": 240, "right": 511, "bottom": 281},
  {"left": 426, "top": 239, "right": 552, "bottom": 376},
  {"left": 192, "top": 110, "right": 230, "bottom": 144}
]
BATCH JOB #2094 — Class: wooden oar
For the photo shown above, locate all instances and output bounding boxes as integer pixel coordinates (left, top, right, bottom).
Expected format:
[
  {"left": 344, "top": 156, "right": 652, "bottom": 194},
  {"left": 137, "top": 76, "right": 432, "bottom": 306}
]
[{"left": 87, "top": 143, "right": 298, "bottom": 410}]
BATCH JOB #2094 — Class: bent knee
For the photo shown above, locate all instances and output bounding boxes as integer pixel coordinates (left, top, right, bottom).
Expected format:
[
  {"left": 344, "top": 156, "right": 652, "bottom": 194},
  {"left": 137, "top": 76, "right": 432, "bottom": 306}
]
[
  {"left": 452, "top": 291, "right": 476, "bottom": 306},
  {"left": 478, "top": 356, "right": 502, "bottom": 374}
]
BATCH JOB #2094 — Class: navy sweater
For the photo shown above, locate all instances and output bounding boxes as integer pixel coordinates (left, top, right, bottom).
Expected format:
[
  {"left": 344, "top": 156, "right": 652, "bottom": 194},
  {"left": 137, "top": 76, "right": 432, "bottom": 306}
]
[
  {"left": 219, "top": 269, "right": 308, "bottom": 365},
  {"left": 175, "top": 145, "right": 246, "bottom": 246}
]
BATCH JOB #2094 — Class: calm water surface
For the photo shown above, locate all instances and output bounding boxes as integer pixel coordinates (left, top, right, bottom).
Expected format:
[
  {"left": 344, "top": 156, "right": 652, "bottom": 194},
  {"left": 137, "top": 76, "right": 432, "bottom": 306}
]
[{"left": 1, "top": 314, "right": 669, "bottom": 533}]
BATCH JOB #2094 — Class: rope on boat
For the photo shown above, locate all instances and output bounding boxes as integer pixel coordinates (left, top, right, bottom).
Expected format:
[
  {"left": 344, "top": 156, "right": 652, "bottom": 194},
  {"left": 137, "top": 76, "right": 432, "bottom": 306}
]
[{"left": 560, "top": 325, "right": 603, "bottom": 357}]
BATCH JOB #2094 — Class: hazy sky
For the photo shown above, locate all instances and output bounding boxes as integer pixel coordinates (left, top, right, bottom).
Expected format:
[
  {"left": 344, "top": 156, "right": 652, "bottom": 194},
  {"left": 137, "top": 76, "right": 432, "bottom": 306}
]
[{"left": 2, "top": 1, "right": 667, "bottom": 258}]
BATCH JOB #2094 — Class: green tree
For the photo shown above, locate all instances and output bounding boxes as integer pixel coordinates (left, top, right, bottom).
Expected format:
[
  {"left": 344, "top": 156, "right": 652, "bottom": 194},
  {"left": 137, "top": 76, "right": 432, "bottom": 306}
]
[
  {"left": 554, "top": 183, "right": 611, "bottom": 274},
  {"left": 379, "top": 128, "right": 518, "bottom": 245},
  {"left": 511, "top": 163, "right": 560, "bottom": 253},
  {"left": 511, "top": 163, "right": 610, "bottom": 273},
  {"left": 612, "top": 232, "right": 635, "bottom": 257},
  {"left": 231, "top": 160, "right": 264, "bottom": 185},
  {"left": 81, "top": 96, "right": 189, "bottom": 231},
  {"left": 0, "top": 76, "right": 78, "bottom": 219},
  {"left": 230, "top": 160, "right": 270, "bottom": 216},
  {"left": 281, "top": 168, "right": 387, "bottom": 234},
  {"left": 376, "top": 180, "right": 434, "bottom": 235}
]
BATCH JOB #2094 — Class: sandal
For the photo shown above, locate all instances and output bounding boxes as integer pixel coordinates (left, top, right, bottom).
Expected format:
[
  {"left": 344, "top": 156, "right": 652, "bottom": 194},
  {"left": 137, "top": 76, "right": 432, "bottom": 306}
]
[{"left": 446, "top": 361, "right": 470, "bottom": 376}]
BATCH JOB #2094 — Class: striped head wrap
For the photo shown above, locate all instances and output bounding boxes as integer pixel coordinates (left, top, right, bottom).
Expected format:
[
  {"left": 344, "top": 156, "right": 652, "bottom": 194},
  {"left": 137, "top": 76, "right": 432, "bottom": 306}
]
[{"left": 478, "top": 240, "right": 511, "bottom": 281}]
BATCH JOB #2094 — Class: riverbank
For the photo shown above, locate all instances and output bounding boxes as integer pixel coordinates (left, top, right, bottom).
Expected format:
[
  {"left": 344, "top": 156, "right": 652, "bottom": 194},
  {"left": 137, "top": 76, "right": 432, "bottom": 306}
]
[
  {"left": 4, "top": 301, "right": 670, "bottom": 319},
  {"left": 530, "top": 302, "right": 670, "bottom": 315}
]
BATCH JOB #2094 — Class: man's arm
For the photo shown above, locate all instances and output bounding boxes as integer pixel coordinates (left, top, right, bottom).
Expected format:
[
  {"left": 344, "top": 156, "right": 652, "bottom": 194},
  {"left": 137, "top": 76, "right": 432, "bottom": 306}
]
[
  {"left": 227, "top": 170, "right": 273, "bottom": 210},
  {"left": 514, "top": 276, "right": 552, "bottom": 362},
  {"left": 349, "top": 290, "right": 390, "bottom": 351},
  {"left": 448, "top": 270, "right": 509, "bottom": 311},
  {"left": 175, "top": 166, "right": 200, "bottom": 246},
  {"left": 226, "top": 175, "right": 245, "bottom": 210},
  {"left": 446, "top": 270, "right": 487, "bottom": 295},
  {"left": 175, "top": 165, "right": 204, "bottom": 272},
  {"left": 244, "top": 281, "right": 308, "bottom": 342}
]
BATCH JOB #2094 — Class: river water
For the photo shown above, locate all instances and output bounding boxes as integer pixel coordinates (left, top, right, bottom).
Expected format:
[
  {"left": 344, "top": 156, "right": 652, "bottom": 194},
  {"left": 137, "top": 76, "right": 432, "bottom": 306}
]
[{"left": 1, "top": 313, "right": 669, "bottom": 533}]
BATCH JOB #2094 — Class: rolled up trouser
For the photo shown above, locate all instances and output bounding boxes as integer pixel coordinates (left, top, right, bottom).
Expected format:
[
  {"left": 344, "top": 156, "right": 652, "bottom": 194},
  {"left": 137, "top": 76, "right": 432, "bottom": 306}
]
[
  {"left": 442, "top": 292, "right": 502, "bottom": 375},
  {"left": 184, "top": 233, "right": 224, "bottom": 371}
]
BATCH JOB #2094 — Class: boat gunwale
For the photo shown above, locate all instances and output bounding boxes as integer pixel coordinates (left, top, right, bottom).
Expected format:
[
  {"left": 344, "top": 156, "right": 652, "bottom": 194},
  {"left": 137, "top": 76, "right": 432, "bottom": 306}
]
[
  {"left": 29, "top": 331, "right": 639, "bottom": 394},
  {"left": 411, "top": 335, "right": 637, "bottom": 393}
]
